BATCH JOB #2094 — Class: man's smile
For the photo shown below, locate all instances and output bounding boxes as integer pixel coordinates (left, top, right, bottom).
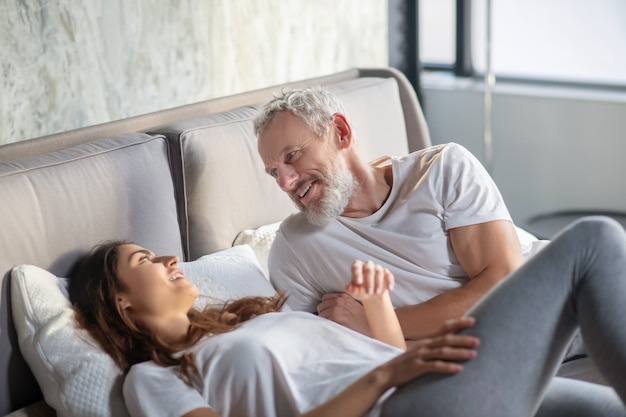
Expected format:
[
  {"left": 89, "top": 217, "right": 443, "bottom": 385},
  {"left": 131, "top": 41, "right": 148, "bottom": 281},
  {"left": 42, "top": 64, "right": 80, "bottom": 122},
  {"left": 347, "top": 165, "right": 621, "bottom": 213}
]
[
  {"left": 299, "top": 183, "right": 312, "bottom": 198},
  {"left": 294, "top": 178, "right": 325, "bottom": 208}
]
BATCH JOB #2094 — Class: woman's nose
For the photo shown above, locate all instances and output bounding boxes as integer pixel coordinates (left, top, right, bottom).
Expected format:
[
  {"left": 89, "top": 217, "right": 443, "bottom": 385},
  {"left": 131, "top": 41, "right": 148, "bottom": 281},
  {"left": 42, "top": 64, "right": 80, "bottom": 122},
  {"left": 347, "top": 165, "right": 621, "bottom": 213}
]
[{"left": 157, "top": 255, "right": 179, "bottom": 267}]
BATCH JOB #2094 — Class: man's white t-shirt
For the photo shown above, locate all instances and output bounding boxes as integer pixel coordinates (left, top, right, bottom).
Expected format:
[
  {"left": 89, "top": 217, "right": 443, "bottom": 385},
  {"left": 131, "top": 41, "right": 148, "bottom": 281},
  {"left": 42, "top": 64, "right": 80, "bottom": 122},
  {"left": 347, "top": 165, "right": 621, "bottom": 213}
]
[
  {"left": 269, "top": 143, "right": 515, "bottom": 312},
  {"left": 123, "top": 312, "right": 400, "bottom": 417}
]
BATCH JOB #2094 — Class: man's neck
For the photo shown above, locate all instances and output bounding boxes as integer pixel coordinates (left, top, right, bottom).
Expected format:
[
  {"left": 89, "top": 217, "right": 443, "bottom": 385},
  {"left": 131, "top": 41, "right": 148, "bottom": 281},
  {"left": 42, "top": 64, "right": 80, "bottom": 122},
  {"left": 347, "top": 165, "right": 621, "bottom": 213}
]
[{"left": 342, "top": 161, "right": 393, "bottom": 218}]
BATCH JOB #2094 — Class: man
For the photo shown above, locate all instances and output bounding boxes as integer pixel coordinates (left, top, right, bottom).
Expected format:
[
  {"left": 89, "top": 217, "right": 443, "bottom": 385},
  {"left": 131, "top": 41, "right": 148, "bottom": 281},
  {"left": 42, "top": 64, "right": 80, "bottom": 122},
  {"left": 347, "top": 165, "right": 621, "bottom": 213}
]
[{"left": 254, "top": 86, "right": 533, "bottom": 341}]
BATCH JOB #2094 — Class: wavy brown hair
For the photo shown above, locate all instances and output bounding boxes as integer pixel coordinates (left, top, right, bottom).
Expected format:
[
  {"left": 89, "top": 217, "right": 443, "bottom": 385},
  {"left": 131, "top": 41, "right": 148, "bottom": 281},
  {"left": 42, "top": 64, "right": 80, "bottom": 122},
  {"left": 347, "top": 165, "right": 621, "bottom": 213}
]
[{"left": 69, "top": 240, "right": 286, "bottom": 383}]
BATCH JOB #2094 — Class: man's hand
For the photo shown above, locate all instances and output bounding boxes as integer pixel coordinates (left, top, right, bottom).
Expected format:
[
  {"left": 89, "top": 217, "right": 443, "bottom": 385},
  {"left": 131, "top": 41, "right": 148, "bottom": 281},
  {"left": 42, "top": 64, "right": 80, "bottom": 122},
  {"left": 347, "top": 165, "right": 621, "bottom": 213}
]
[{"left": 316, "top": 293, "right": 372, "bottom": 336}]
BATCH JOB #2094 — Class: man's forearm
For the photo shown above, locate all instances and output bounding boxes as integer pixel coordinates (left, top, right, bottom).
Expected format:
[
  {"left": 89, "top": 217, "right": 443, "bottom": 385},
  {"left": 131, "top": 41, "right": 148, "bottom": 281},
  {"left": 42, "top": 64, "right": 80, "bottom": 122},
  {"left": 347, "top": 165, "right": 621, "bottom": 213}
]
[{"left": 396, "top": 269, "right": 507, "bottom": 340}]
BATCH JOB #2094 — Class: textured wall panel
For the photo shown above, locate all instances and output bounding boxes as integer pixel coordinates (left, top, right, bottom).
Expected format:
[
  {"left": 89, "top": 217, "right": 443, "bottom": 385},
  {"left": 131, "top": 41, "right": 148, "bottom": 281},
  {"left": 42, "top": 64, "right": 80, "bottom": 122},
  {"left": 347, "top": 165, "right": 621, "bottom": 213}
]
[{"left": 0, "top": 0, "right": 387, "bottom": 144}]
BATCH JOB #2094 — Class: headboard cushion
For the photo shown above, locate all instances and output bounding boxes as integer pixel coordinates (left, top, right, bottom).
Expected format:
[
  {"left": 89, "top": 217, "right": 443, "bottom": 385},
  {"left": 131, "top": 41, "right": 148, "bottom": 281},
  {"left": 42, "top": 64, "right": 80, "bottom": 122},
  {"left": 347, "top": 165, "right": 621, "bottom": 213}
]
[
  {"left": 325, "top": 76, "right": 409, "bottom": 162},
  {"left": 0, "top": 133, "right": 183, "bottom": 276},
  {"left": 155, "top": 76, "right": 410, "bottom": 260},
  {"left": 158, "top": 106, "right": 296, "bottom": 261},
  {"left": 0, "top": 133, "right": 183, "bottom": 411}
]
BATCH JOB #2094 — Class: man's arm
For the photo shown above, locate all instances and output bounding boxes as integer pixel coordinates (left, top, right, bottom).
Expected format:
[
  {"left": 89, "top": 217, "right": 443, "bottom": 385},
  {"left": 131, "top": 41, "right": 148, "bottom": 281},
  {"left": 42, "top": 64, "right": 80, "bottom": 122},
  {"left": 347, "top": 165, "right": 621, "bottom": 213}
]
[
  {"left": 318, "top": 220, "right": 523, "bottom": 340},
  {"left": 398, "top": 219, "right": 522, "bottom": 339}
]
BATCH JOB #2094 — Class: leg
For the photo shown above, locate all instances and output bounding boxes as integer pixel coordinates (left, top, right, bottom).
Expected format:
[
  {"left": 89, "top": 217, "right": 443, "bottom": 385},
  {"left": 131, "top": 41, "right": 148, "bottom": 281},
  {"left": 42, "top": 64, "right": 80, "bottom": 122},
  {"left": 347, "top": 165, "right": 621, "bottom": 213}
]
[
  {"left": 382, "top": 377, "right": 625, "bottom": 417},
  {"left": 382, "top": 217, "right": 626, "bottom": 416},
  {"left": 534, "top": 378, "right": 624, "bottom": 417}
]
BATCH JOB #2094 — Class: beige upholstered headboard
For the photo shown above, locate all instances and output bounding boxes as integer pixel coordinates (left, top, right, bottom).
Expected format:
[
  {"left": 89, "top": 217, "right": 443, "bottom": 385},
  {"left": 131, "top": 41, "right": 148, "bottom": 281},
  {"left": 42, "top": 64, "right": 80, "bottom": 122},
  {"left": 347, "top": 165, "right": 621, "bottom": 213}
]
[{"left": 0, "top": 67, "right": 430, "bottom": 416}]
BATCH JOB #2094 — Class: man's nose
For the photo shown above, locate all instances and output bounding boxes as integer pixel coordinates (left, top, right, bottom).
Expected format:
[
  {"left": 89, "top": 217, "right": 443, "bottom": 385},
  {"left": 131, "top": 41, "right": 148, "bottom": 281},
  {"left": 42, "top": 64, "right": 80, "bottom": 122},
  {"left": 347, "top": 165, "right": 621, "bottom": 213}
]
[{"left": 276, "top": 165, "right": 298, "bottom": 191}]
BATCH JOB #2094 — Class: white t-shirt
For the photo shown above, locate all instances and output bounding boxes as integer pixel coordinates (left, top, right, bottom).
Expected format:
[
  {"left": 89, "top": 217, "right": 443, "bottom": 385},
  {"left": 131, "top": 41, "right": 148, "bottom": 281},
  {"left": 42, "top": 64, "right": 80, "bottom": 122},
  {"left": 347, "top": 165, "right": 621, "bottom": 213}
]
[
  {"left": 123, "top": 312, "right": 401, "bottom": 417},
  {"left": 269, "top": 143, "right": 514, "bottom": 312}
]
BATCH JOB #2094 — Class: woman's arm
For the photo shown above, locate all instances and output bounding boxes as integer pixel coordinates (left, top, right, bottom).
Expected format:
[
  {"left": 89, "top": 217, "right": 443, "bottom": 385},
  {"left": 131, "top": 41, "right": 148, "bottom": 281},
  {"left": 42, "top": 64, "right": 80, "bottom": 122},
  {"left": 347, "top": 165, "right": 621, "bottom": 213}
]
[
  {"left": 345, "top": 260, "right": 406, "bottom": 349},
  {"left": 180, "top": 304, "right": 478, "bottom": 417},
  {"left": 301, "top": 317, "right": 479, "bottom": 417}
]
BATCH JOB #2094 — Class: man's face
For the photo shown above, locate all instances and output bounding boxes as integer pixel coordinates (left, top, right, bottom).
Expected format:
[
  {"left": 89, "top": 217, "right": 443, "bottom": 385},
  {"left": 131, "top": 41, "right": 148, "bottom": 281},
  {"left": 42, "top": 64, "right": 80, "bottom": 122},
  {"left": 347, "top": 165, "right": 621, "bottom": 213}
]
[{"left": 258, "top": 111, "right": 357, "bottom": 226}]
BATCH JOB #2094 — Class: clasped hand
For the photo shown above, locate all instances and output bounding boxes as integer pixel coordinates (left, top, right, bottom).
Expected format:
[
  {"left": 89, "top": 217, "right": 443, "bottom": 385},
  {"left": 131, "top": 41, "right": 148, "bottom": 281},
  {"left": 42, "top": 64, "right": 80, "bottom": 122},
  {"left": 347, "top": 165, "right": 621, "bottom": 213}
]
[
  {"left": 345, "top": 259, "right": 480, "bottom": 383},
  {"left": 345, "top": 259, "right": 395, "bottom": 300}
]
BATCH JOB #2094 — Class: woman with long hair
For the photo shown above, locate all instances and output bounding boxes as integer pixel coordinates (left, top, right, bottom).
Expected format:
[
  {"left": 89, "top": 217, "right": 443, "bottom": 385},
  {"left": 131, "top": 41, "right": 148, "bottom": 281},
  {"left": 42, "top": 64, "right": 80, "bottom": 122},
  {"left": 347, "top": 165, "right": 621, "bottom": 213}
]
[{"left": 70, "top": 217, "right": 626, "bottom": 417}]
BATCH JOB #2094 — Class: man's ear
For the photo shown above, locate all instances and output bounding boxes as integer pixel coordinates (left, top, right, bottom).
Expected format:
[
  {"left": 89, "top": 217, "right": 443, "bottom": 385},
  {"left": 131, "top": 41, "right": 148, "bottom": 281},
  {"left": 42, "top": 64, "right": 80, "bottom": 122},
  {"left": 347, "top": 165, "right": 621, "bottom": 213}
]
[{"left": 332, "top": 113, "right": 353, "bottom": 149}]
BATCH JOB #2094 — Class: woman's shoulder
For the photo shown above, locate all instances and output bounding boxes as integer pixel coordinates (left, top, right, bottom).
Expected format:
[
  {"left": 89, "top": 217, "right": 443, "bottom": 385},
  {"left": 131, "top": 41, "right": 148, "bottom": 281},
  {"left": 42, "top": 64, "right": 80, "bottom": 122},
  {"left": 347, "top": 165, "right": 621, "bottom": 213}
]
[
  {"left": 124, "top": 355, "right": 207, "bottom": 416},
  {"left": 126, "top": 358, "right": 173, "bottom": 378}
]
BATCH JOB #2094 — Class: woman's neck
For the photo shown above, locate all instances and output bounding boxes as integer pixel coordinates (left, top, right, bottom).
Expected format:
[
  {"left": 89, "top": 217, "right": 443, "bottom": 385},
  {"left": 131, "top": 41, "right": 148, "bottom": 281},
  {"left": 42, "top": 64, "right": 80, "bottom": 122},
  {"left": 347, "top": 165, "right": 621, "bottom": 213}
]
[{"left": 148, "top": 314, "right": 191, "bottom": 344}]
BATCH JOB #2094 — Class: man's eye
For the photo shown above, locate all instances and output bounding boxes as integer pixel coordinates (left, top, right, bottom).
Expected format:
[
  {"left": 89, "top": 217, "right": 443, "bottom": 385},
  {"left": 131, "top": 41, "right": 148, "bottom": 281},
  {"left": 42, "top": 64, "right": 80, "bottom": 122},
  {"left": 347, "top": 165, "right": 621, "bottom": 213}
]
[
  {"left": 286, "top": 151, "right": 297, "bottom": 161},
  {"left": 270, "top": 170, "right": 278, "bottom": 178},
  {"left": 139, "top": 255, "right": 150, "bottom": 263}
]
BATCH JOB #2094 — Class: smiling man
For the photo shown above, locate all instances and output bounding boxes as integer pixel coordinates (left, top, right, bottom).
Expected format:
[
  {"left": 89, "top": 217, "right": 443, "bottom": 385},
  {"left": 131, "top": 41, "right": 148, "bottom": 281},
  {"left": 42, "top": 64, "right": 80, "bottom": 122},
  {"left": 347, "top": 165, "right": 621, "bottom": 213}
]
[{"left": 254, "top": 87, "right": 527, "bottom": 342}]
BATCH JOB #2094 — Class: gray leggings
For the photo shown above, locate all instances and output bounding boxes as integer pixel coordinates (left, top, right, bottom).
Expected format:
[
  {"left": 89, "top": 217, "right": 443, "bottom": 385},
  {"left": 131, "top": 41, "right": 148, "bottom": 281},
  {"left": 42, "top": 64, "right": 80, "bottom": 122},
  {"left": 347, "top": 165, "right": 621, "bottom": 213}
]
[{"left": 382, "top": 217, "right": 626, "bottom": 417}]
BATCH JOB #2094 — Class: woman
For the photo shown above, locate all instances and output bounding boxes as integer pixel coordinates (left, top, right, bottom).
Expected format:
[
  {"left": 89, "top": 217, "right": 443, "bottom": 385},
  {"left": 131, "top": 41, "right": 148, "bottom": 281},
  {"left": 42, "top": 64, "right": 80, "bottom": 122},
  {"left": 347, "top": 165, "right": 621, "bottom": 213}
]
[{"left": 70, "top": 217, "right": 626, "bottom": 417}]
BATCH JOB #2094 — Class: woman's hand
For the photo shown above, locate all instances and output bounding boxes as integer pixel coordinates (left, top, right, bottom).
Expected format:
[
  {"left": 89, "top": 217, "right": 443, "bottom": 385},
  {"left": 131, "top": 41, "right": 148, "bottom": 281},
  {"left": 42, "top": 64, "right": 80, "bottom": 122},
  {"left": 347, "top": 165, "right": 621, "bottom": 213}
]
[
  {"left": 299, "top": 317, "right": 478, "bottom": 417},
  {"left": 376, "top": 317, "right": 480, "bottom": 389},
  {"left": 345, "top": 260, "right": 405, "bottom": 349},
  {"left": 346, "top": 260, "right": 394, "bottom": 301}
]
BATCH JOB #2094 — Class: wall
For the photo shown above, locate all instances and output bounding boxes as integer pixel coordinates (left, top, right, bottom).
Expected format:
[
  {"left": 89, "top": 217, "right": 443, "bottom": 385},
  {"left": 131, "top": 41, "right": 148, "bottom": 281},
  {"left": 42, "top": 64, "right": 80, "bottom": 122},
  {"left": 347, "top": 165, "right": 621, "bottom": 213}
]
[
  {"left": 0, "top": 0, "right": 388, "bottom": 145},
  {"left": 422, "top": 72, "right": 626, "bottom": 238}
]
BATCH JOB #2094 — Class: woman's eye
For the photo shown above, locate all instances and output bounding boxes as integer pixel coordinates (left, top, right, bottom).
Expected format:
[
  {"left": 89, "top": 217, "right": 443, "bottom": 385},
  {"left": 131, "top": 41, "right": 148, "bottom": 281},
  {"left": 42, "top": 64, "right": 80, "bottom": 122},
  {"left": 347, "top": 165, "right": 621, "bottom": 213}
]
[
  {"left": 270, "top": 170, "right": 278, "bottom": 178},
  {"left": 286, "top": 150, "right": 297, "bottom": 161},
  {"left": 139, "top": 255, "right": 150, "bottom": 263}
]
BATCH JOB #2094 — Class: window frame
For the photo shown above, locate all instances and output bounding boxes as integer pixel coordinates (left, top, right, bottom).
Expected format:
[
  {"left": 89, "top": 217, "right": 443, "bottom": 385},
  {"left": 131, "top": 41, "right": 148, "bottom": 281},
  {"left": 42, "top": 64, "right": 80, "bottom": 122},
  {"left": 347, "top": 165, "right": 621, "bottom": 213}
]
[
  {"left": 419, "top": 0, "right": 471, "bottom": 75},
  {"left": 414, "top": 0, "right": 626, "bottom": 91}
]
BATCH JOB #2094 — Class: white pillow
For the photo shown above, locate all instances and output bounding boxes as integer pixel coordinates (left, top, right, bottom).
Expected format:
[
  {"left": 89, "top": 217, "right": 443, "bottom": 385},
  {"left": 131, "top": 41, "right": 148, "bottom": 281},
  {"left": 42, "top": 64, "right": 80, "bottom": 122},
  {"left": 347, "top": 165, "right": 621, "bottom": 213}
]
[
  {"left": 515, "top": 226, "right": 551, "bottom": 260},
  {"left": 232, "top": 221, "right": 282, "bottom": 278},
  {"left": 182, "top": 244, "right": 277, "bottom": 309},
  {"left": 11, "top": 265, "right": 128, "bottom": 417},
  {"left": 10, "top": 245, "right": 278, "bottom": 417}
]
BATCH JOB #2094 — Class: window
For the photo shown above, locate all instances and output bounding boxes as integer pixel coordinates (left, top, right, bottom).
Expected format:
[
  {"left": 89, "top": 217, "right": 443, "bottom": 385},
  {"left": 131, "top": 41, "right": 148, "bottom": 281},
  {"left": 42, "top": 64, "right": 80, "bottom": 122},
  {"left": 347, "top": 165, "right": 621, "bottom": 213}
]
[
  {"left": 419, "top": 0, "right": 626, "bottom": 87},
  {"left": 419, "top": 0, "right": 455, "bottom": 66}
]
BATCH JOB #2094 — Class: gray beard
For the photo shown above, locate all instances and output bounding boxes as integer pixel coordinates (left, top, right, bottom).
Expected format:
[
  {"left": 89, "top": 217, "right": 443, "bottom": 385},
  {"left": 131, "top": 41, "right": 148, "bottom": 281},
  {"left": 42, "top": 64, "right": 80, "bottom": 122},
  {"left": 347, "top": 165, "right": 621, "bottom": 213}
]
[{"left": 303, "top": 168, "right": 358, "bottom": 227}]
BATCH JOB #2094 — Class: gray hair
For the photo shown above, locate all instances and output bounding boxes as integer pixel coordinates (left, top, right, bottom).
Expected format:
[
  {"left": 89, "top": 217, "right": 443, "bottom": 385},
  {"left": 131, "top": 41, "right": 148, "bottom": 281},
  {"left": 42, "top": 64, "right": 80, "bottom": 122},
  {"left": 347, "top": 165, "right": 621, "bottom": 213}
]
[{"left": 253, "top": 86, "right": 347, "bottom": 138}]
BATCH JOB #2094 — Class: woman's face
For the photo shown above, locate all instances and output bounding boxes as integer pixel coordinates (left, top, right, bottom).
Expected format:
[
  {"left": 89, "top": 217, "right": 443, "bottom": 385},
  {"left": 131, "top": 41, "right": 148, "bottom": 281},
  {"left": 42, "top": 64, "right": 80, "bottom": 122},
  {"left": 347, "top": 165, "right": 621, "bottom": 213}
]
[{"left": 115, "top": 244, "right": 198, "bottom": 327}]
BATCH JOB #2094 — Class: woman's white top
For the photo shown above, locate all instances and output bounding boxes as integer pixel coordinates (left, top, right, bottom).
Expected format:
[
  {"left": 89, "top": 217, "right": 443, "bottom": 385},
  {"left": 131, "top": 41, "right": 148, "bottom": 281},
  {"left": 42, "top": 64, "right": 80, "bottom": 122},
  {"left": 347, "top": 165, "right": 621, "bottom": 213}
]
[{"left": 123, "top": 311, "right": 402, "bottom": 417}]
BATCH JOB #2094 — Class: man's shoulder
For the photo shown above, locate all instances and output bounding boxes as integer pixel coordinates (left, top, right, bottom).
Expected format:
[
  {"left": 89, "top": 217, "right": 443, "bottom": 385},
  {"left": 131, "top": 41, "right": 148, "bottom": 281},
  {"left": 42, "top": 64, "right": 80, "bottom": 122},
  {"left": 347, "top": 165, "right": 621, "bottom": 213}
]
[
  {"left": 412, "top": 142, "right": 469, "bottom": 160},
  {"left": 367, "top": 143, "right": 467, "bottom": 172},
  {"left": 280, "top": 212, "right": 314, "bottom": 233},
  {"left": 402, "top": 143, "right": 476, "bottom": 174},
  {"left": 438, "top": 142, "right": 475, "bottom": 160},
  {"left": 277, "top": 212, "right": 336, "bottom": 242}
]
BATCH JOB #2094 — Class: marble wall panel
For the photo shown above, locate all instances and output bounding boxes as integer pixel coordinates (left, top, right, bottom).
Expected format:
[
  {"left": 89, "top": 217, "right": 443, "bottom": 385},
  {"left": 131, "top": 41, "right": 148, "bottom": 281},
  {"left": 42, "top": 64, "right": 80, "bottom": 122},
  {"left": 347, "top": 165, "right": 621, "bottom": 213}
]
[{"left": 0, "top": 0, "right": 388, "bottom": 145}]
